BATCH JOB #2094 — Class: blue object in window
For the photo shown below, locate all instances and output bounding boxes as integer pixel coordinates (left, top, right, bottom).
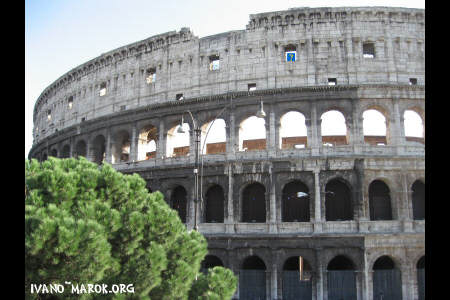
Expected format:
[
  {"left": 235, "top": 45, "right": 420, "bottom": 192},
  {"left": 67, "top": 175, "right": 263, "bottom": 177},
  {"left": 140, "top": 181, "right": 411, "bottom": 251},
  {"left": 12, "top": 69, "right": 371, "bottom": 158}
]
[{"left": 286, "top": 51, "right": 296, "bottom": 62}]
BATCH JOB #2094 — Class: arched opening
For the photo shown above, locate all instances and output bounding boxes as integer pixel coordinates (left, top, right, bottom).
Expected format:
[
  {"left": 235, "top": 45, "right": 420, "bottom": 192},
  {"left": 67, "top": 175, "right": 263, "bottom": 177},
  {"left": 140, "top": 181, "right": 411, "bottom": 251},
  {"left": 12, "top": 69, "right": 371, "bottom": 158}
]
[
  {"left": 372, "top": 256, "right": 402, "bottom": 300},
  {"left": 369, "top": 180, "right": 393, "bottom": 220},
  {"left": 417, "top": 256, "right": 425, "bottom": 300},
  {"left": 239, "top": 116, "right": 266, "bottom": 151},
  {"left": 404, "top": 110, "right": 424, "bottom": 144},
  {"left": 201, "top": 118, "right": 226, "bottom": 154},
  {"left": 41, "top": 152, "right": 48, "bottom": 161},
  {"left": 166, "top": 123, "right": 190, "bottom": 157},
  {"left": 171, "top": 186, "right": 187, "bottom": 223},
  {"left": 112, "top": 130, "right": 130, "bottom": 163},
  {"left": 50, "top": 149, "right": 58, "bottom": 158},
  {"left": 321, "top": 110, "right": 348, "bottom": 146},
  {"left": 240, "top": 256, "right": 266, "bottom": 300},
  {"left": 200, "top": 255, "right": 224, "bottom": 274},
  {"left": 61, "top": 145, "right": 70, "bottom": 158},
  {"left": 280, "top": 111, "right": 307, "bottom": 149},
  {"left": 92, "top": 135, "right": 106, "bottom": 164},
  {"left": 363, "top": 109, "right": 388, "bottom": 145},
  {"left": 325, "top": 179, "right": 353, "bottom": 221},
  {"left": 282, "top": 181, "right": 310, "bottom": 222},
  {"left": 205, "top": 185, "right": 225, "bottom": 223},
  {"left": 138, "top": 125, "right": 158, "bottom": 160},
  {"left": 327, "top": 256, "right": 357, "bottom": 300},
  {"left": 75, "top": 140, "right": 87, "bottom": 158},
  {"left": 242, "top": 182, "right": 266, "bottom": 223},
  {"left": 412, "top": 180, "right": 425, "bottom": 220},
  {"left": 282, "top": 256, "right": 312, "bottom": 300}
]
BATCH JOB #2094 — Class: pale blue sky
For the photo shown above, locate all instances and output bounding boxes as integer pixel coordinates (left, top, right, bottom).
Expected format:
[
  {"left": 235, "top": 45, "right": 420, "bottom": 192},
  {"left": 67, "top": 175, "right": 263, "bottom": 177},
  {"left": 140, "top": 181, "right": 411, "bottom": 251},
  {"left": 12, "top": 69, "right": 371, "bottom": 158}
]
[{"left": 25, "top": 0, "right": 425, "bottom": 158}]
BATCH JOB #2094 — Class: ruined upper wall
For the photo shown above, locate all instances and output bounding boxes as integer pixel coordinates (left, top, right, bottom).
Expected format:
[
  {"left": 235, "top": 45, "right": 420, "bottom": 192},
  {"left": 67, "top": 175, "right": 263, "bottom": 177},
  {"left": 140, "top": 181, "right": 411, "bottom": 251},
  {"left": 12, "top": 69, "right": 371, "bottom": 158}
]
[{"left": 32, "top": 6, "right": 424, "bottom": 144}]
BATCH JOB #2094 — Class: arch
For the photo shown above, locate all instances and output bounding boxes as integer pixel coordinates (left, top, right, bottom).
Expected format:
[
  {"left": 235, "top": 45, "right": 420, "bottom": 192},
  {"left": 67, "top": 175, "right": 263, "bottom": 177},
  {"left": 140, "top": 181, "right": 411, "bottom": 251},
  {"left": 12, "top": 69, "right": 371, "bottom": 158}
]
[
  {"left": 282, "top": 180, "right": 310, "bottom": 222},
  {"left": 242, "top": 182, "right": 266, "bottom": 222},
  {"left": 412, "top": 180, "right": 425, "bottom": 220},
  {"left": 204, "top": 184, "right": 225, "bottom": 223},
  {"left": 112, "top": 130, "right": 130, "bottom": 163},
  {"left": 42, "top": 152, "right": 48, "bottom": 161},
  {"left": 170, "top": 185, "right": 187, "bottom": 223},
  {"left": 279, "top": 111, "right": 307, "bottom": 149},
  {"left": 201, "top": 255, "right": 224, "bottom": 270},
  {"left": 200, "top": 118, "right": 226, "bottom": 154},
  {"left": 50, "top": 148, "right": 58, "bottom": 158},
  {"left": 325, "top": 178, "right": 353, "bottom": 221},
  {"left": 320, "top": 110, "right": 348, "bottom": 146},
  {"left": 404, "top": 109, "right": 424, "bottom": 143},
  {"left": 91, "top": 135, "right": 106, "bottom": 164},
  {"left": 138, "top": 125, "right": 158, "bottom": 160},
  {"left": 240, "top": 255, "right": 267, "bottom": 300},
  {"left": 239, "top": 115, "right": 266, "bottom": 151},
  {"left": 74, "top": 140, "right": 87, "bottom": 158},
  {"left": 282, "top": 256, "right": 313, "bottom": 299},
  {"left": 363, "top": 109, "right": 388, "bottom": 145},
  {"left": 327, "top": 255, "right": 357, "bottom": 300},
  {"left": 166, "top": 123, "right": 190, "bottom": 157},
  {"left": 61, "top": 144, "right": 70, "bottom": 158},
  {"left": 372, "top": 256, "right": 402, "bottom": 300},
  {"left": 369, "top": 180, "right": 393, "bottom": 220},
  {"left": 417, "top": 256, "right": 425, "bottom": 300}
]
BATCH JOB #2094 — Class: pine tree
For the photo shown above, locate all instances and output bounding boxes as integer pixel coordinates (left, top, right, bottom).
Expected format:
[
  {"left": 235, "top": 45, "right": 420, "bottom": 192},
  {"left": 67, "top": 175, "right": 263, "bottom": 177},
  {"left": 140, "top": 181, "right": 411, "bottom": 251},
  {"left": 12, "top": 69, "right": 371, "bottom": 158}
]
[{"left": 25, "top": 157, "right": 237, "bottom": 300}]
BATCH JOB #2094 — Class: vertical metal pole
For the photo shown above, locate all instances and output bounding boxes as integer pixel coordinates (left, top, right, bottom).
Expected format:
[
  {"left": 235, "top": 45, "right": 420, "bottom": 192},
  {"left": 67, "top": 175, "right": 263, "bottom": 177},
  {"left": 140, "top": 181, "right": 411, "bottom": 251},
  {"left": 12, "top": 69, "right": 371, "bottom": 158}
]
[{"left": 194, "top": 128, "right": 201, "bottom": 231}]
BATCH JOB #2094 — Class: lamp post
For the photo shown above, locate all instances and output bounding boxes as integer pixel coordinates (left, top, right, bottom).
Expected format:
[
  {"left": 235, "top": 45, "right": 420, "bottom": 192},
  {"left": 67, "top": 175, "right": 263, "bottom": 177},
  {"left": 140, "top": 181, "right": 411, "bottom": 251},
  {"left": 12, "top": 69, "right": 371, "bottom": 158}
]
[{"left": 177, "top": 98, "right": 267, "bottom": 231}]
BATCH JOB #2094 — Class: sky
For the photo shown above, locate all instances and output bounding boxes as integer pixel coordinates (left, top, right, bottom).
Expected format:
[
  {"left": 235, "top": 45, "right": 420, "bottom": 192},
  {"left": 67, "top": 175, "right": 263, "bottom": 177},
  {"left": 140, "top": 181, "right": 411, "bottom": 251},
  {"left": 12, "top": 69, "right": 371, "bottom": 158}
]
[{"left": 25, "top": 0, "right": 425, "bottom": 158}]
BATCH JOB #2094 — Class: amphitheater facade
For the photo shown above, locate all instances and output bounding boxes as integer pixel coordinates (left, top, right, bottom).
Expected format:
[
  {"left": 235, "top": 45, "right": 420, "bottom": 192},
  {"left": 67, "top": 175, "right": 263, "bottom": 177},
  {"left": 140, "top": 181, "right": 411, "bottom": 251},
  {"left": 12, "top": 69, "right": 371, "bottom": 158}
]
[{"left": 28, "top": 6, "right": 425, "bottom": 300}]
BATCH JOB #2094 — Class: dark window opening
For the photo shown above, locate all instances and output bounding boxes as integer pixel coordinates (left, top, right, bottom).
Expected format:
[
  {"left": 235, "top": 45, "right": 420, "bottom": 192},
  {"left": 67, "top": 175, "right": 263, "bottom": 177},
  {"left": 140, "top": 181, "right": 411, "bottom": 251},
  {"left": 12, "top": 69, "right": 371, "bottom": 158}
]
[
  {"left": 373, "top": 256, "right": 403, "bottom": 300},
  {"left": 99, "top": 82, "right": 106, "bottom": 96},
  {"left": 146, "top": 68, "right": 156, "bottom": 84},
  {"left": 81, "top": 117, "right": 86, "bottom": 122},
  {"left": 283, "top": 256, "right": 312, "bottom": 271},
  {"left": 282, "top": 181, "right": 310, "bottom": 222},
  {"left": 363, "top": 42, "right": 375, "bottom": 58},
  {"left": 50, "top": 149, "right": 58, "bottom": 158},
  {"left": 209, "top": 55, "right": 220, "bottom": 71},
  {"left": 373, "top": 256, "right": 395, "bottom": 270},
  {"left": 205, "top": 185, "right": 225, "bottom": 223},
  {"left": 120, "top": 105, "right": 126, "bottom": 111},
  {"left": 328, "top": 78, "right": 337, "bottom": 85},
  {"left": 409, "top": 78, "right": 417, "bottom": 85},
  {"left": 171, "top": 186, "right": 187, "bottom": 223},
  {"left": 327, "top": 256, "right": 355, "bottom": 271},
  {"left": 92, "top": 135, "right": 106, "bottom": 165},
  {"left": 412, "top": 180, "right": 425, "bottom": 220},
  {"left": 369, "top": 180, "right": 393, "bottom": 221},
  {"left": 201, "top": 255, "right": 224, "bottom": 274},
  {"left": 68, "top": 96, "right": 73, "bottom": 109},
  {"left": 248, "top": 83, "right": 256, "bottom": 92},
  {"left": 325, "top": 179, "right": 353, "bottom": 221},
  {"left": 240, "top": 256, "right": 266, "bottom": 300},
  {"left": 176, "top": 93, "right": 184, "bottom": 101},
  {"left": 243, "top": 256, "right": 266, "bottom": 270},
  {"left": 417, "top": 256, "right": 425, "bottom": 269},
  {"left": 47, "top": 110, "right": 51, "bottom": 121},
  {"left": 242, "top": 183, "right": 266, "bottom": 222},
  {"left": 417, "top": 256, "right": 425, "bottom": 300},
  {"left": 61, "top": 145, "right": 70, "bottom": 158},
  {"left": 75, "top": 140, "right": 87, "bottom": 158}
]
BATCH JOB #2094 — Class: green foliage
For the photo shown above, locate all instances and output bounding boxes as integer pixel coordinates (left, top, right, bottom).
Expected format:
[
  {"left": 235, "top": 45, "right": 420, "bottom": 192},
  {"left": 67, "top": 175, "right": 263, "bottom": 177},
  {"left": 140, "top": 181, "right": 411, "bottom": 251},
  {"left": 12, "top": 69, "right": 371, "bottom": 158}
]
[
  {"left": 189, "top": 267, "right": 238, "bottom": 300},
  {"left": 25, "top": 157, "right": 237, "bottom": 300}
]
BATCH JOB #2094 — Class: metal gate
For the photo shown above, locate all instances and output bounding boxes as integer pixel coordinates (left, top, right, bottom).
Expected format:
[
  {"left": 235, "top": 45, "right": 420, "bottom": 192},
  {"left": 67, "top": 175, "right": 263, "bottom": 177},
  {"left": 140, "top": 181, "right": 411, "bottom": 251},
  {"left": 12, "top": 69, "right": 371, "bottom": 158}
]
[
  {"left": 373, "top": 269, "right": 402, "bottom": 300},
  {"left": 327, "top": 270, "right": 357, "bottom": 300},
  {"left": 417, "top": 268, "right": 425, "bottom": 300},
  {"left": 282, "top": 271, "right": 312, "bottom": 300},
  {"left": 239, "top": 270, "right": 266, "bottom": 300}
]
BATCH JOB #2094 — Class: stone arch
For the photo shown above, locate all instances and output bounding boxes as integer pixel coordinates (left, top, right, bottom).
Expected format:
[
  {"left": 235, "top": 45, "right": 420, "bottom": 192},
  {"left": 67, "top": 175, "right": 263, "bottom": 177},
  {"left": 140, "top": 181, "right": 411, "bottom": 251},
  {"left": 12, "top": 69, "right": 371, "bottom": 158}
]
[
  {"left": 320, "top": 109, "right": 348, "bottom": 146},
  {"left": 200, "top": 255, "right": 224, "bottom": 274},
  {"left": 61, "top": 144, "right": 70, "bottom": 158},
  {"left": 240, "top": 255, "right": 267, "bottom": 300},
  {"left": 412, "top": 179, "right": 425, "bottom": 220},
  {"left": 372, "top": 255, "right": 403, "bottom": 300},
  {"left": 416, "top": 256, "right": 425, "bottom": 300},
  {"left": 403, "top": 108, "right": 425, "bottom": 143},
  {"left": 74, "top": 140, "right": 87, "bottom": 158},
  {"left": 137, "top": 124, "right": 158, "bottom": 160},
  {"left": 327, "top": 255, "right": 357, "bottom": 300},
  {"left": 91, "top": 134, "right": 106, "bottom": 164},
  {"left": 200, "top": 118, "right": 226, "bottom": 154},
  {"left": 111, "top": 129, "right": 130, "bottom": 163},
  {"left": 204, "top": 184, "right": 225, "bottom": 223},
  {"left": 362, "top": 107, "right": 389, "bottom": 145},
  {"left": 281, "top": 180, "right": 310, "bottom": 222},
  {"left": 279, "top": 111, "right": 308, "bottom": 149},
  {"left": 241, "top": 182, "right": 266, "bottom": 223},
  {"left": 238, "top": 114, "right": 266, "bottom": 152},
  {"left": 166, "top": 122, "right": 190, "bottom": 157},
  {"left": 369, "top": 180, "right": 393, "bottom": 220},
  {"left": 50, "top": 148, "right": 58, "bottom": 158},
  {"left": 325, "top": 178, "right": 353, "bottom": 221},
  {"left": 170, "top": 185, "right": 188, "bottom": 223},
  {"left": 282, "top": 256, "right": 313, "bottom": 299}
]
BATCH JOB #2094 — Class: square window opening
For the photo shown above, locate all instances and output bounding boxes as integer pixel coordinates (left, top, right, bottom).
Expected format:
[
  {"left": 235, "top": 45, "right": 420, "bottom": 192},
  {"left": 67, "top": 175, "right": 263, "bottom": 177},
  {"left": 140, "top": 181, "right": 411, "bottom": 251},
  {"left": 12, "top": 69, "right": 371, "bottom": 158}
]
[
  {"left": 146, "top": 68, "right": 156, "bottom": 84},
  {"left": 284, "top": 45, "right": 297, "bottom": 62},
  {"left": 363, "top": 43, "right": 375, "bottom": 58},
  {"left": 409, "top": 78, "right": 417, "bottom": 85},
  {"left": 209, "top": 55, "right": 220, "bottom": 71},
  {"left": 68, "top": 96, "right": 73, "bottom": 109},
  {"left": 99, "top": 82, "right": 107, "bottom": 96},
  {"left": 248, "top": 83, "right": 256, "bottom": 92},
  {"left": 176, "top": 93, "right": 184, "bottom": 101},
  {"left": 328, "top": 78, "right": 337, "bottom": 86}
]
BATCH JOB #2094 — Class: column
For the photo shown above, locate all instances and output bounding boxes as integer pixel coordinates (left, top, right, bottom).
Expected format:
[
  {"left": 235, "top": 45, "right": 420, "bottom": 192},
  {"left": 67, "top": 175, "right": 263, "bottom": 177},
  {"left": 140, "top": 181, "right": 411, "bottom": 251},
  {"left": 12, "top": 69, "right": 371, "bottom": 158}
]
[
  {"left": 130, "top": 122, "right": 138, "bottom": 162},
  {"left": 269, "top": 165, "right": 277, "bottom": 233},
  {"left": 271, "top": 261, "right": 278, "bottom": 300},
  {"left": 226, "top": 111, "right": 236, "bottom": 159},
  {"left": 268, "top": 105, "right": 276, "bottom": 156},
  {"left": 310, "top": 104, "right": 321, "bottom": 156},
  {"left": 313, "top": 168, "right": 322, "bottom": 233},
  {"left": 86, "top": 134, "right": 92, "bottom": 161},
  {"left": 391, "top": 97, "right": 405, "bottom": 154},
  {"left": 363, "top": 250, "right": 370, "bottom": 300},
  {"left": 69, "top": 137, "right": 74, "bottom": 158},
  {"left": 315, "top": 248, "right": 324, "bottom": 300},
  {"left": 105, "top": 127, "right": 112, "bottom": 163},
  {"left": 402, "top": 173, "right": 414, "bottom": 232},
  {"left": 158, "top": 119, "right": 166, "bottom": 159}
]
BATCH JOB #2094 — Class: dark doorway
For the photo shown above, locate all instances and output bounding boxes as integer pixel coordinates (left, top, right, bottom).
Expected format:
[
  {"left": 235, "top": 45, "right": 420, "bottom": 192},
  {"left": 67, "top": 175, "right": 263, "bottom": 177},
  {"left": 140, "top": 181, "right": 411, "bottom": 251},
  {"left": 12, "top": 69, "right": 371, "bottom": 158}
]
[
  {"left": 242, "top": 183, "right": 266, "bottom": 223},
  {"left": 171, "top": 186, "right": 187, "bottom": 223},
  {"left": 327, "top": 256, "right": 357, "bottom": 300},
  {"left": 282, "top": 181, "right": 310, "bottom": 222},
  {"left": 417, "top": 256, "right": 425, "bottom": 300},
  {"left": 205, "top": 185, "right": 225, "bottom": 223},
  {"left": 200, "top": 255, "right": 224, "bottom": 274},
  {"left": 412, "top": 180, "right": 425, "bottom": 220},
  {"left": 75, "top": 140, "right": 87, "bottom": 158},
  {"left": 61, "top": 145, "right": 70, "bottom": 158},
  {"left": 369, "top": 180, "right": 393, "bottom": 220},
  {"left": 92, "top": 135, "right": 106, "bottom": 164},
  {"left": 50, "top": 149, "right": 58, "bottom": 157},
  {"left": 240, "top": 256, "right": 266, "bottom": 300},
  {"left": 282, "top": 256, "right": 312, "bottom": 300},
  {"left": 372, "top": 256, "right": 402, "bottom": 300},
  {"left": 325, "top": 179, "right": 353, "bottom": 221}
]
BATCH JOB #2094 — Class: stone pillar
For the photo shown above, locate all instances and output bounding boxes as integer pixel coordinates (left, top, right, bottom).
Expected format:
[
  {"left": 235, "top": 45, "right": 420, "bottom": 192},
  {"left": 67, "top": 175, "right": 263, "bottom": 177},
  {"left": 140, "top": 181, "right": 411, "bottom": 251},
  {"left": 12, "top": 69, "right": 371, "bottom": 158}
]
[
  {"left": 315, "top": 248, "right": 324, "bottom": 300},
  {"left": 391, "top": 98, "right": 405, "bottom": 154},
  {"left": 226, "top": 163, "right": 235, "bottom": 233},
  {"left": 86, "top": 134, "right": 92, "bottom": 161},
  {"left": 158, "top": 119, "right": 166, "bottom": 159},
  {"left": 268, "top": 106, "right": 276, "bottom": 156},
  {"left": 130, "top": 122, "right": 138, "bottom": 162},
  {"left": 269, "top": 165, "right": 277, "bottom": 233},
  {"left": 271, "top": 261, "right": 278, "bottom": 300},
  {"left": 69, "top": 137, "right": 74, "bottom": 158},
  {"left": 105, "top": 128, "right": 112, "bottom": 163},
  {"left": 313, "top": 168, "right": 322, "bottom": 233},
  {"left": 363, "top": 251, "right": 370, "bottom": 300},
  {"left": 310, "top": 104, "right": 321, "bottom": 156},
  {"left": 402, "top": 173, "right": 414, "bottom": 232},
  {"left": 226, "top": 111, "right": 236, "bottom": 159},
  {"left": 346, "top": 117, "right": 354, "bottom": 145},
  {"left": 305, "top": 118, "right": 312, "bottom": 149}
]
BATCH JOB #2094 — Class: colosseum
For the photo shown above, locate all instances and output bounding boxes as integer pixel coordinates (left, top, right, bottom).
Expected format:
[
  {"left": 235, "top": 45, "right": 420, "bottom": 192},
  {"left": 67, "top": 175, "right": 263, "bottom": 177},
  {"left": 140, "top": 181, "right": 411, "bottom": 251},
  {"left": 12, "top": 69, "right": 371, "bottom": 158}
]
[{"left": 28, "top": 6, "right": 425, "bottom": 300}]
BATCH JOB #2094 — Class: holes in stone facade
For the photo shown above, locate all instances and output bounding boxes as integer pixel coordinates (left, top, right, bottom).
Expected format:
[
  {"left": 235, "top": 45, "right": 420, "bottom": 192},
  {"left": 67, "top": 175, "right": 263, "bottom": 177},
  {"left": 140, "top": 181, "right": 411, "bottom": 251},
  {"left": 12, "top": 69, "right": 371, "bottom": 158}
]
[
  {"left": 369, "top": 180, "right": 392, "bottom": 220},
  {"left": 167, "top": 123, "right": 190, "bottom": 157},
  {"left": 363, "top": 42, "right": 375, "bottom": 58},
  {"left": 248, "top": 83, "right": 256, "bottom": 92},
  {"left": 239, "top": 116, "right": 266, "bottom": 151},
  {"left": 146, "top": 68, "right": 156, "bottom": 84},
  {"left": 321, "top": 110, "right": 348, "bottom": 146},
  {"left": 176, "top": 93, "right": 184, "bottom": 101},
  {"left": 75, "top": 140, "right": 87, "bottom": 158},
  {"left": 325, "top": 179, "right": 353, "bottom": 221},
  {"left": 282, "top": 181, "right": 310, "bottom": 222},
  {"left": 47, "top": 110, "right": 52, "bottom": 121},
  {"left": 412, "top": 180, "right": 425, "bottom": 220},
  {"left": 409, "top": 78, "right": 417, "bottom": 85},
  {"left": 92, "top": 135, "right": 106, "bottom": 164},
  {"left": 68, "top": 96, "right": 73, "bottom": 109},
  {"left": 328, "top": 78, "right": 337, "bottom": 85},
  {"left": 201, "top": 118, "right": 226, "bottom": 154},
  {"left": 138, "top": 125, "right": 158, "bottom": 160},
  {"left": 240, "top": 256, "right": 266, "bottom": 300},
  {"left": 363, "top": 109, "right": 388, "bottom": 145},
  {"left": 280, "top": 111, "right": 307, "bottom": 149},
  {"left": 171, "top": 185, "right": 187, "bottom": 223},
  {"left": 61, "top": 145, "right": 70, "bottom": 158},
  {"left": 404, "top": 110, "right": 424, "bottom": 143},
  {"left": 209, "top": 55, "right": 220, "bottom": 71},
  {"left": 99, "top": 82, "right": 106, "bottom": 96},
  {"left": 372, "top": 256, "right": 403, "bottom": 300},
  {"left": 200, "top": 255, "right": 224, "bottom": 274},
  {"left": 112, "top": 130, "right": 130, "bottom": 163},
  {"left": 242, "top": 182, "right": 266, "bottom": 222},
  {"left": 205, "top": 185, "right": 225, "bottom": 223}
]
